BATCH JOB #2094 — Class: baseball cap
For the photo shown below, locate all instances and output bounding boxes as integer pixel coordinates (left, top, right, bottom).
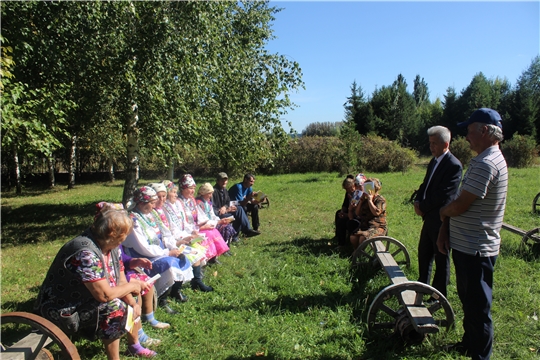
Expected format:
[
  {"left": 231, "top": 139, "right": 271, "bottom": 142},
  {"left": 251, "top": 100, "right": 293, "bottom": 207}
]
[
  {"left": 217, "top": 172, "right": 228, "bottom": 180},
  {"left": 457, "top": 108, "right": 503, "bottom": 129}
]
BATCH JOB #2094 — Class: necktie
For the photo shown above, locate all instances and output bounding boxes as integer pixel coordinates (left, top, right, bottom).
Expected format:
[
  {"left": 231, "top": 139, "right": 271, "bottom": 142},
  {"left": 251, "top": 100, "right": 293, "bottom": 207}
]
[{"left": 423, "top": 158, "right": 438, "bottom": 200}]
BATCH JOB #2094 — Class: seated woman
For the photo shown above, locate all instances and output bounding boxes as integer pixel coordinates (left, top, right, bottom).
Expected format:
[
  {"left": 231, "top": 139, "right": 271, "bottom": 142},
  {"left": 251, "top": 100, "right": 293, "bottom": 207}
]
[
  {"left": 123, "top": 186, "right": 196, "bottom": 314},
  {"left": 148, "top": 182, "right": 212, "bottom": 294},
  {"left": 177, "top": 174, "right": 230, "bottom": 265},
  {"left": 196, "top": 182, "right": 237, "bottom": 246},
  {"left": 334, "top": 175, "right": 355, "bottom": 250},
  {"left": 161, "top": 180, "right": 210, "bottom": 266},
  {"left": 95, "top": 202, "right": 169, "bottom": 332},
  {"left": 348, "top": 177, "right": 387, "bottom": 252},
  {"left": 34, "top": 208, "right": 157, "bottom": 359}
]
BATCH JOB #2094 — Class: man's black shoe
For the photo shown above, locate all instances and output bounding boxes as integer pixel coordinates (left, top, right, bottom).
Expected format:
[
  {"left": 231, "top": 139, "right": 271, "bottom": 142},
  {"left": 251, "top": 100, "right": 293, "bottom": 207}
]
[
  {"left": 443, "top": 342, "right": 469, "bottom": 355},
  {"left": 158, "top": 299, "right": 178, "bottom": 314},
  {"left": 245, "top": 229, "right": 261, "bottom": 237},
  {"left": 172, "top": 291, "right": 188, "bottom": 303},
  {"left": 424, "top": 297, "right": 439, "bottom": 306}
]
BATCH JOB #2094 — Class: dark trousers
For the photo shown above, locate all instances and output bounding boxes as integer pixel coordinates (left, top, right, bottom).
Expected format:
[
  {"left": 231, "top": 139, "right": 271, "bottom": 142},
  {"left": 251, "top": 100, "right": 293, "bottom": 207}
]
[
  {"left": 417, "top": 222, "right": 450, "bottom": 297},
  {"left": 335, "top": 210, "right": 349, "bottom": 246},
  {"left": 230, "top": 206, "right": 252, "bottom": 234},
  {"left": 244, "top": 203, "right": 259, "bottom": 231},
  {"left": 453, "top": 249, "right": 497, "bottom": 360}
]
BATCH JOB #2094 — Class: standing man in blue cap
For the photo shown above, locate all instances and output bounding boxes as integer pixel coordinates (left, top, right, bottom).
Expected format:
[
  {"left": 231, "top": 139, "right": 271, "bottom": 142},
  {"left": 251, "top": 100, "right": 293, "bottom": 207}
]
[{"left": 437, "top": 108, "right": 508, "bottom": 360}]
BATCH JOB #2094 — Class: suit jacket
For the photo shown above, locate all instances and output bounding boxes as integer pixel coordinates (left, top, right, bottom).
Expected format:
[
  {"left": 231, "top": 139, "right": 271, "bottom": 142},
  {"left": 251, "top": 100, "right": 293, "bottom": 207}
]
[{"left": 415, "top": 151, "right": 463, "bottom": 228}]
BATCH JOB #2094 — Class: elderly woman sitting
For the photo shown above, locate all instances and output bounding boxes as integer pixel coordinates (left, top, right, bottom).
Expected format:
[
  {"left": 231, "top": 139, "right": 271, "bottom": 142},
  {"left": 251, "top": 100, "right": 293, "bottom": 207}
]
[
  {"left": 348, "top": 177, "right": 387, "bottom": 252},
  {"left": 34, "top": 208, "right": 157, "bottom": 359},
  {"left": 95, "top": 202, "right": 169, "bottom": 332},
  {"left": 148, "top": 181, "right": 212, "bottom": 294},
  {"left": 196, "top": 182, "right": 237, "bottom": 246},
  {"left": 123, "top": 186, "right": 199, "bottom": 314},
  {"left": 177, "top": 174, "right": 230, "bottom": 265}
]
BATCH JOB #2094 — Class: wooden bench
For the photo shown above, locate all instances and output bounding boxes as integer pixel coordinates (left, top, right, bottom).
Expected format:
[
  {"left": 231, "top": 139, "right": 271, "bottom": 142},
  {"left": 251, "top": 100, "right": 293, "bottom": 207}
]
[
  {"left": 353, "top": 236, "right": 455, "bottom": 343},
  {"left": 502, "top": 222, "right": 540, "bottom": 249}
]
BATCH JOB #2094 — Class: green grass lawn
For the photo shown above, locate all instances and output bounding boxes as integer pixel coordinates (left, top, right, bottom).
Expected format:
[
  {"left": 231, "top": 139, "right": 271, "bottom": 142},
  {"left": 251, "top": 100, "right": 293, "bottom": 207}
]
[{"left": 2, "top": 167, "right": 540, "bottom": 359}]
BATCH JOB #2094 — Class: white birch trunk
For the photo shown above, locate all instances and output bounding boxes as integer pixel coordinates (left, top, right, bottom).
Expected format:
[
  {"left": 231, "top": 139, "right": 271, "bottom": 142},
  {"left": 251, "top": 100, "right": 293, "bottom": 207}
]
[
  {"left": 122, "top": 103, "right": 140, "bottom": 206},
  {"left": 14, "top": 146, "right": 21, "bottom": 194},
  {"left": 167, "top": 158, "right": 175, "bottom": 181},
  {"left": 67, "top": 135, "right": 77, "bottom": 189},
  {"left": 108, "top": 156, "right": 115, "bottom": 182},
  {"left": 47, "top": 156, "right": 56, "bottom": 188}
]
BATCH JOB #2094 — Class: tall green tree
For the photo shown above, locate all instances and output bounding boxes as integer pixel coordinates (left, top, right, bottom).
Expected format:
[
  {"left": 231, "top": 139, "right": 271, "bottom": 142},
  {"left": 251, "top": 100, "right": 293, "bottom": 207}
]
[
  {"left": 2, "top": 1, "right": 303, "bottom": 200},
  {"left": 441, "top": 86, "right": 461, "bottom": 137},
  {"left": 413, "top": 75, "right": 430, "bottom": 108},
  {"left": 510, "top": 56, "right": 540, "bottom": 143},
  {"left": 370, "top": 74, "right": 419, "bottom": 147}
]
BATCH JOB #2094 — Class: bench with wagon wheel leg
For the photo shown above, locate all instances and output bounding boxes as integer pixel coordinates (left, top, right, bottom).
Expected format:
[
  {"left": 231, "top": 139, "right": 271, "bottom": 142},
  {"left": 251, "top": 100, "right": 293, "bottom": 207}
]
[
  {"left": 502, "top": 222, "right": 540, "bottom": 250},
  {"left": 1, "top": 312, "right": 80, "bottom": 360},
  {"left": 352, "top": 236, "right": 455, "bottom": 343},
  {"left": 501, "top": 192, "right": 540, "bottom": 251}
]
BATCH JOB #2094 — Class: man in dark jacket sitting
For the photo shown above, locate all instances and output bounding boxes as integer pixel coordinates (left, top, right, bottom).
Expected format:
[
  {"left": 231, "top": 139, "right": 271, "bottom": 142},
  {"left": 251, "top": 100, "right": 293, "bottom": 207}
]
[{"left": 212, "top": 172, "right": 260, "bottom": 238}]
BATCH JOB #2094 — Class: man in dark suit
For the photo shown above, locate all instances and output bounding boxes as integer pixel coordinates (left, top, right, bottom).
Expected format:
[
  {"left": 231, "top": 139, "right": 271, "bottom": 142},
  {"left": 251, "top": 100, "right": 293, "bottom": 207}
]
[{"left": 414, "top": 126, "right": 462, "bottom": 298}]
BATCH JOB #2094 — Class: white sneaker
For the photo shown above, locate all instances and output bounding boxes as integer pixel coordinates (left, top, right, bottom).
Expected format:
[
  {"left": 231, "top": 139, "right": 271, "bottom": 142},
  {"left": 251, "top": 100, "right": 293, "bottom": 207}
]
[
  {"left": 141, "top": 337, "right": 162, "bottom": 347},
  {"left": 151, "top": 321, "right": 170, "bottom": 330}
]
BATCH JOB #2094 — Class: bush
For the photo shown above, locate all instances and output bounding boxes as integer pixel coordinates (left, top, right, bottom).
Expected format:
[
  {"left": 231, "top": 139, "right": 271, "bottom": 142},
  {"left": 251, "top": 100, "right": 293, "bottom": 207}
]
[
  {"left": 337, "top": 122, "right": 363, "bottom": 175},
  {"left": 359, "top": 134, "right": 417, "bottom": 172},
  {"left": 450, "top": 136, "right": 473, "bottom": 166},
  {"left": 274, "top": 136, "right": 342, "bottom": 173},
  {"left": 502, "top": 134, "right": 539, "bottom": 168},
  {"left": 301, "top": 122, "right": 343, "bottom": 137}
]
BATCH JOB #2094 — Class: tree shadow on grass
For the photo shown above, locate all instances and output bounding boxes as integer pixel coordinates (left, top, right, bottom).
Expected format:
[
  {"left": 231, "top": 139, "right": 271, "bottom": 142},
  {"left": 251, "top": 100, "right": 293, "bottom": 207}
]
[
  {"left": 285, "top": 177, "right": 322, "bottom": 184},
  {"left": 1, "top": 287, "right": 40, "bottom": 313},
  {"left": 1, "top": 201, "right": 107, "bottom": 246},
  {"left": 262, "top": 236, "right": 351, "bottom": 258}
]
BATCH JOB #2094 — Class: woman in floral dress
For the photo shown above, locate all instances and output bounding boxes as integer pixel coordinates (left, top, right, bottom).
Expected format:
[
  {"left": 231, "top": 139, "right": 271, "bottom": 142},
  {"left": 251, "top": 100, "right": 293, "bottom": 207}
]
[
  {"left": 95, "top": 201, "right": 170, "bottom": 331},
  {"left": 34, "top": 208, "right": 157, "bottom": 358}
]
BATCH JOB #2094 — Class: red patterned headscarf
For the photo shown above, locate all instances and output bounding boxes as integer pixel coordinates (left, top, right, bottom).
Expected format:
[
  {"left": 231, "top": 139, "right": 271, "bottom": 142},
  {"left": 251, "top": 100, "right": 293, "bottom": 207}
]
[
  {"left": 180, "top": 174, "right": 196, "bottom": 189},
  {"left": 133, "top": 186, "right": 158, "bottom": 203}
]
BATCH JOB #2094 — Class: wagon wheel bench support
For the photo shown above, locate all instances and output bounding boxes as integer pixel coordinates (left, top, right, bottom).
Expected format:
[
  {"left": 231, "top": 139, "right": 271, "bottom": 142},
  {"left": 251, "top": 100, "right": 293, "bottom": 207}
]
[
  {"left": 353, "top": 236, "right": 455, "bottom": 343},
  {"left": 501, "top": 222, "right": 540, "bottom": 249},
  {"left": 1, "top": 312, "right": 80, "bottom": 360}
]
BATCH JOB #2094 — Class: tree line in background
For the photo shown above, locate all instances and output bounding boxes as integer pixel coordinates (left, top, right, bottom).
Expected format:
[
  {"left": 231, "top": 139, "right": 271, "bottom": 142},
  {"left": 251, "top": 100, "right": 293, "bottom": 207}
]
[
  {"left": 1, "top": 1, "right": 303, "bottom": 201},
  {"left": 305, "top": 56, "right": 540, "bottom": 155},
  {"left": 2, "top": 1, "right": 538, "bottom": 197}
]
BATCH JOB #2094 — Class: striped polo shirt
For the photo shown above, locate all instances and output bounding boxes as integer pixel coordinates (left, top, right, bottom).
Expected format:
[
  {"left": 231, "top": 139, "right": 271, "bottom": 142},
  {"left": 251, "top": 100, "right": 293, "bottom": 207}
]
[{"left": 449, "top": 145, "right": 508, "bottom": 257}]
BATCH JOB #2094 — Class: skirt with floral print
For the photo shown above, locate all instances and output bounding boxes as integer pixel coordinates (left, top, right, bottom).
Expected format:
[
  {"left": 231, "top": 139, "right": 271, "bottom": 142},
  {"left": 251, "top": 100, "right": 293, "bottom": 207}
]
[
  {"left": 216, "top": 223, "right": 237, "bottom": 244},
  {"left": 96, "top": 298, "right": 128, "bottom": 340}
]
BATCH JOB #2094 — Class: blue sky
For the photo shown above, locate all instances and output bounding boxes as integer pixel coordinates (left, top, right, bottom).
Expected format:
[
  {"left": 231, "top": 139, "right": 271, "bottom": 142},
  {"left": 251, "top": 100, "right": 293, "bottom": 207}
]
[{"left": 265, "top": 1, "right": 540, "bottom": 133}]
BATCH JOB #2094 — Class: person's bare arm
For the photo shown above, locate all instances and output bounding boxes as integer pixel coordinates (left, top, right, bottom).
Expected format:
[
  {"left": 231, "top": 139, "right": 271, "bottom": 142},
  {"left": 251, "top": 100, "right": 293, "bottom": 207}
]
[
  {"left": 440, "top": 190, "right": 477, "bottom": 221},
  {"left": 84, "top": 276, "right": 143, "bottom": 304}
]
